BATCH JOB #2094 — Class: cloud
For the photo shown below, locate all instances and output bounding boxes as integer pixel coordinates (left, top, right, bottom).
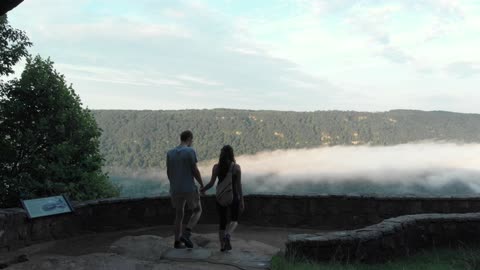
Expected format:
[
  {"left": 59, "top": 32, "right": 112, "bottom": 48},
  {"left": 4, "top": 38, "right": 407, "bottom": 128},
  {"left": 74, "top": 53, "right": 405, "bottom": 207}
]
[
  {"left": 345, "top": 3, "right": 419, "bottom": 65},
  {"left": 379, "top": 47, "right": 413, "bottom": 64},
  {"left": 446, "top": 61, "right": 480, "bottom": 77},
  {"left": 34, "top": 18, "right": 192, "bottom": 41},
  {"left": 426, "top": 0, "right": 465, "bottom": 19},
  {"left": 6, "top": 0, "right": 480, "bottom": 113},
  {"left": 7, "top": 0, "right": 343, "bottom": 111},
  {"left": 177, "top": 74, "right": 223, "bottom": 86},
  {"left": 55, "top": 63, "right": 186, "bottom": 87},
  {"left": 162, "top": 8, "right": 187, "bottom": 19},
  {"left": 224, "top": 46, "right": 261, "bottom": 56}
]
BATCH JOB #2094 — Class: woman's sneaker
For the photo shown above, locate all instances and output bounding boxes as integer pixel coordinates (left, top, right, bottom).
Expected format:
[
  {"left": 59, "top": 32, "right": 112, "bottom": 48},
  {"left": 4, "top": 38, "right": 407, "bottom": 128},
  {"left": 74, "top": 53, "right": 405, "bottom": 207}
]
[{"left": 224, "top": 234, "right": 232, "bottom": 251}]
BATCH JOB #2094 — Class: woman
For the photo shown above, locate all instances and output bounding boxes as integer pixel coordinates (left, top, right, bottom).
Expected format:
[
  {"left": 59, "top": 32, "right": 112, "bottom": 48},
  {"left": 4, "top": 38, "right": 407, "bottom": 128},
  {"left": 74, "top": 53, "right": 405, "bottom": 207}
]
[{"left": 201, "top": 145, "right": 244, "bottom": 251}]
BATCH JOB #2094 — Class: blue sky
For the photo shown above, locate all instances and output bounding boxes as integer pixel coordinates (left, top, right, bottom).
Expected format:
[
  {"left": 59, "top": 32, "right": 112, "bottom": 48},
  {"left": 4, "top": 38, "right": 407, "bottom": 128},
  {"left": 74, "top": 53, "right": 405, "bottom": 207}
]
[{"left": 6, "top": 0, "right": 480, "bottom": 112}]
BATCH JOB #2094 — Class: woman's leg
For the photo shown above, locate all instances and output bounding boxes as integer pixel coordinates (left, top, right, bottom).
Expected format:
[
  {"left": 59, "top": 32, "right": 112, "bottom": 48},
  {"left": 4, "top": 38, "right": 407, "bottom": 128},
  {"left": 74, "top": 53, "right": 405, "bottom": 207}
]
[
  {"left": 216, "top": 201, "right": 228, "bottom": 250},
  {"left": 223, "top": 199, "right": 239, "bottom": 251},
  {"left": 226, "top": 199, "right": 240, "bottom": 235}
]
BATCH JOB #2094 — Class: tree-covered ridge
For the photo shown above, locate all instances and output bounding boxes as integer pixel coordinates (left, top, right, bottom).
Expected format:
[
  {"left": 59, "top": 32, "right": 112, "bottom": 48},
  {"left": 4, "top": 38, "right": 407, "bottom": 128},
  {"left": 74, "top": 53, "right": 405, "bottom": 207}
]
[{"left": 93, "top": 109, "right": 480, "bottom": 171}]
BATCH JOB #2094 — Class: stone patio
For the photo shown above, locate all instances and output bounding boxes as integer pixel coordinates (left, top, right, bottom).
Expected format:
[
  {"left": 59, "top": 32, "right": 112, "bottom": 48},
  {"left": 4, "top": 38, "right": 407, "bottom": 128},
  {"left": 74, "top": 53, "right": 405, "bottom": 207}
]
[{"left": 1, "top": 225, "right": 320, "bottom": 270}]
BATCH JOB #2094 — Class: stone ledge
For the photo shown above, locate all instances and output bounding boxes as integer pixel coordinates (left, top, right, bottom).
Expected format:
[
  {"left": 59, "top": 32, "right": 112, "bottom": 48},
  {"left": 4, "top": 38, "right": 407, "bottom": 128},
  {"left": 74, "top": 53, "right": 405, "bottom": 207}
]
[
  {"left": 286, "top": 212, "right": 480, "bottom": 263},
  {"left": 2, "top": 195, "right": 480, "bottom": 254}
]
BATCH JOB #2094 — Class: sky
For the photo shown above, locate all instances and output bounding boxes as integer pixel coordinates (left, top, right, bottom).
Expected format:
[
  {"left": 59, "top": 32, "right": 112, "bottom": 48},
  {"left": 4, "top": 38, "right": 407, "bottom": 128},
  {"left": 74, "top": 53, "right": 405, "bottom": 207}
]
[{"left": 6, "top": 0, "right": 480, "bottom": 112}]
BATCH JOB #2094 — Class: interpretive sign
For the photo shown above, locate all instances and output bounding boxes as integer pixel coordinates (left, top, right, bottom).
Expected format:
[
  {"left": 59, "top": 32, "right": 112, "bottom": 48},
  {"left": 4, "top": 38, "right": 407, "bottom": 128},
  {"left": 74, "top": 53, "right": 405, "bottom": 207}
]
[{"left": 21, "top": 195, "right": 74, "bottom": 219}]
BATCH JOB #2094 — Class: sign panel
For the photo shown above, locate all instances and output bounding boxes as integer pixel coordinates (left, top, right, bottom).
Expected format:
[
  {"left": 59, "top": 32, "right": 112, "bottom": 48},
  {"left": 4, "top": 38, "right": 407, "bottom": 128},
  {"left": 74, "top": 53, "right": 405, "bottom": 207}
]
[{"left": 21, "top": 195, "right": 74, "bottom": 219}]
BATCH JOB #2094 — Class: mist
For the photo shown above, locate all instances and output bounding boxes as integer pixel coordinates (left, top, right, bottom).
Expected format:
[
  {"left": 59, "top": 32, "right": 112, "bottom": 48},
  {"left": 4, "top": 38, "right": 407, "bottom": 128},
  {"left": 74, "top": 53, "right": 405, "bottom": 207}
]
[{"left": 110, "top": 142, "right": 480, "bottom": 197}]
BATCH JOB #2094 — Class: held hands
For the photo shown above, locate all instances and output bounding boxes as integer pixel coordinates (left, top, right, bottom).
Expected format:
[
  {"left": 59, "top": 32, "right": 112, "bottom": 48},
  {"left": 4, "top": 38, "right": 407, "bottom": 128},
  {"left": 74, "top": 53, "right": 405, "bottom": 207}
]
[{"left": 200, "top": 185, "right": 208, "bottom": 195}]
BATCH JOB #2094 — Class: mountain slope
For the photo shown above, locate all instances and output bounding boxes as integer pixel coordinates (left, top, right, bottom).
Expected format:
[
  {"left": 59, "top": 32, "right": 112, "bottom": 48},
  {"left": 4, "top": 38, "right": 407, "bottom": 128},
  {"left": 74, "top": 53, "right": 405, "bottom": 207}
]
[{"left": 92, "top": 109, "right": 480, "bottom": 172}]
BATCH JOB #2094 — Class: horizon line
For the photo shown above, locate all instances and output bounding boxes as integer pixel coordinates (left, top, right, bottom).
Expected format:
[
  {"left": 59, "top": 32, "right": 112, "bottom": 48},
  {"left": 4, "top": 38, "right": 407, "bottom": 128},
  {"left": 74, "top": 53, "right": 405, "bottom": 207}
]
[{"left": 88, "top": 108, "right": 480, "bottom": 115}]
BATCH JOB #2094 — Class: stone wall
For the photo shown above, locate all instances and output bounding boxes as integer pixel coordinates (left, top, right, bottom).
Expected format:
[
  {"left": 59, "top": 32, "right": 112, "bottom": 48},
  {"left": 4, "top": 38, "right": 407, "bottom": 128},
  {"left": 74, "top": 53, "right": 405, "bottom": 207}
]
[
  {"left": 242, "top": 195, "right": 480, "bottom": 229},
  {"left": 1, "top": 195, "right": 480, "bottom": 252},
  {"left": 286, "top": 212, "right": 480, "bottom": 263}
]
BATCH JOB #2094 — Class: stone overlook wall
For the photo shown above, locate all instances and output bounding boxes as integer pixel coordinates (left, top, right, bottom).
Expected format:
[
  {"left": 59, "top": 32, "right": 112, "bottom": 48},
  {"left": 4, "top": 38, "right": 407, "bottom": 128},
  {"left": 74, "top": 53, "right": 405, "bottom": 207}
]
[
  {"left": 286, "top": 212, "right": 480, "bottom": 263},
  {"left": 1, "top": 195, "right": 480, "bottom": 252}
]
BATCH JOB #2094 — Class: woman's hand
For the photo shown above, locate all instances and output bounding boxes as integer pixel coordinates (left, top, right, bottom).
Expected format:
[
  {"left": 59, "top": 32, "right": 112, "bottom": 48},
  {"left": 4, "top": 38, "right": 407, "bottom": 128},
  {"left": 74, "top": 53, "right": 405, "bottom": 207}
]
[{"left": 202, "top": 165, "right": 217, "bottom": 195}]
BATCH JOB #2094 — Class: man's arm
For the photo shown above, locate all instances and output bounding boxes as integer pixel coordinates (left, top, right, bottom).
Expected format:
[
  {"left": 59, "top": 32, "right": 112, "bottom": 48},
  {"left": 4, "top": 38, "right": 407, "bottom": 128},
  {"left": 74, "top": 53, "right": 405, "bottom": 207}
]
[
  {"left": 166, "top": 154, "right": 171, "bottom": 180},
  {"left": 191, "top": 149, "right": 204, "bottom": 188},
  {"left": 202, "top": 165, "right": 218, "bottom": 192},
  {"left": 193, "top": 163, "right": 204, "bottom": 188}
]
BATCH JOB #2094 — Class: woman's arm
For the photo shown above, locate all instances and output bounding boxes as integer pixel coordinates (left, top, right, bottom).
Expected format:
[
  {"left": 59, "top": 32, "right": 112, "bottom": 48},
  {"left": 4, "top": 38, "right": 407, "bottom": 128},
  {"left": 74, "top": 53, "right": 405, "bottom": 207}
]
[
  {"left": 236, "top": 165, "right": 244, "bottom": 211},
  {"left": 201, "top": 164, "right": 218, "bottom": 192}
]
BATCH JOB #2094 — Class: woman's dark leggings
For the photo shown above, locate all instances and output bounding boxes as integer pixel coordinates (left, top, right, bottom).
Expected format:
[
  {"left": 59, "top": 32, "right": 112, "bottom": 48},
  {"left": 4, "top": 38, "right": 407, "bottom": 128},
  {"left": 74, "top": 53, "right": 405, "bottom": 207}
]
[{"left": 216, "top": 199, "right": 240, "bottom": 230}]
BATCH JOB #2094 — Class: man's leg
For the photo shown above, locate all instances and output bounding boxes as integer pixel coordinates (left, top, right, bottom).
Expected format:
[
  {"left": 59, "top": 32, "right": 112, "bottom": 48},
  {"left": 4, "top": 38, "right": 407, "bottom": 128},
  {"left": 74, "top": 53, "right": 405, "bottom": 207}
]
[
  {"left": 226, "top": 221, "right": 238, "bottom": 235},
  {"left": 180, "top": 192, "right": 202, "bottom": 248},
  {"left": 185, "top": 191, "right": 202, "bottom": 230},
  {"left": 174, "top": 203, "right": 185, "bottom": 241},
  {"left": 186, "top": 204, "right": 202, "bottom": 230},
  {"left": 172, "top": 195, "right": 187, "bottom": 248}
]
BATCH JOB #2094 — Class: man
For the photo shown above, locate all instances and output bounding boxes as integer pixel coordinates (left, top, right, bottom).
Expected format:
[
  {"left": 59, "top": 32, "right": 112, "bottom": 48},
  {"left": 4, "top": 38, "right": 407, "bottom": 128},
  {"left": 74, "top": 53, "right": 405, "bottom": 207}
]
[{"left": 167, "top": 130, "right": 204, "bottom": 249}]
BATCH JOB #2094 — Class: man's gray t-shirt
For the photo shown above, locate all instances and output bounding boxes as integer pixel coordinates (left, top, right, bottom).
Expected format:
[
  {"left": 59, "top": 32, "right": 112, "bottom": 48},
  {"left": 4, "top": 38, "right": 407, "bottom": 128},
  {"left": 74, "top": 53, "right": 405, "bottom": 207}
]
[{"left": 166, "top": 146, "right": 198, "bottom": 194}]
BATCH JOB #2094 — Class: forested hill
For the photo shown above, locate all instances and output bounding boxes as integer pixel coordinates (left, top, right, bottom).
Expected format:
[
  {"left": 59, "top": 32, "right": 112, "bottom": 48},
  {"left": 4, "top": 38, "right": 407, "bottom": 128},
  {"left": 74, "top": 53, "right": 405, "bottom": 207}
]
[{"left": 92, "top": 109, "right": 480, "bottom": 172}]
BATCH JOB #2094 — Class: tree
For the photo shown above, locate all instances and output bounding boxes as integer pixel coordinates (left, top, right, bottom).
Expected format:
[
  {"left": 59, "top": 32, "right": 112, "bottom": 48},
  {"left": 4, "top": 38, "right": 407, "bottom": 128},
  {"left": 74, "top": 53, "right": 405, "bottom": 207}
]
[
  {"left": 0, "top": 15, "right": 31, "bottom": 77},
  {"left": 0, "top": 56, "right": 119, "bottom": 207}
]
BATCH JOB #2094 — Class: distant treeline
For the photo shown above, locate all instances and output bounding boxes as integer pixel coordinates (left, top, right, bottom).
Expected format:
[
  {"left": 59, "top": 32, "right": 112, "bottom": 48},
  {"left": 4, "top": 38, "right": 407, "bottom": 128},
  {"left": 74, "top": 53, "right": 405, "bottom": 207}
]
[{"left": 93, "top": 109, "right": 480, "bottom": 171}]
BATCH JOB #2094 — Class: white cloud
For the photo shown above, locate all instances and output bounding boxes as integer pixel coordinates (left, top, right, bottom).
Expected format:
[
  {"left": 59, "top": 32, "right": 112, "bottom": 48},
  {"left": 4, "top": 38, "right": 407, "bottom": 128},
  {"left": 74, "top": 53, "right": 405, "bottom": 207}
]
[
  {"left": 55, "top": 64, "right": 186, "bottom": 87},
  {"left": 34, "top": 19, "right": 191, "bottom": 41},
  {"left": 427, "top": 0, "right": 465, "bottom": 18},
  {"left": 177, "top": 74, "right": 223, "bottom": 86},
  {"left": 446, "top": 61, "right": 480, "bottom": 77},
  {"left": 379, "top": 46, "right": 413, "bottom": 64},
  {"left": 224, "top": 46, "right": 261, "bottom": 56},
  {"left": 162, "top": 8, "right": 187, "bottom": 19},
  {"left": 5, "top": 0, "right": 480, "bottom": 113}
]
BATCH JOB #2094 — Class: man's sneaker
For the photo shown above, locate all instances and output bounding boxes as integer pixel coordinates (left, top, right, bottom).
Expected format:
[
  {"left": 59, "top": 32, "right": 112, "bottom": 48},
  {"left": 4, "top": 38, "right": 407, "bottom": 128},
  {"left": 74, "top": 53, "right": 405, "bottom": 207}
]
[
  {"left": 174, "top": 241, "right": 186, "bottom": 249},
  {"left": 180, "top": 231, "right": 194, "bottom": 248},
  {"left": 224, "top": 234, "right": 232, "bottom": 251}
]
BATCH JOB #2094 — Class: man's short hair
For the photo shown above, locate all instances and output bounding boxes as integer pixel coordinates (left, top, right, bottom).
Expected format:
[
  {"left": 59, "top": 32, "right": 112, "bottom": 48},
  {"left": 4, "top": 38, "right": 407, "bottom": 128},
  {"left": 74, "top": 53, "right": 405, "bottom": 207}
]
[{"left": 180, "top": 130, "right": 193, "bottom": 142}]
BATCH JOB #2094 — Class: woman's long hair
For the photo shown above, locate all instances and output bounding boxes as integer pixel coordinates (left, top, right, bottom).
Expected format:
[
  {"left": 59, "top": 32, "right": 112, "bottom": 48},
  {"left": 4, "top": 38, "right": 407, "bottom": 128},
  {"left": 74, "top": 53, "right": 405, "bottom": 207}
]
[{"left": 218, "top": 145, "right": 235, "bottom": 180}]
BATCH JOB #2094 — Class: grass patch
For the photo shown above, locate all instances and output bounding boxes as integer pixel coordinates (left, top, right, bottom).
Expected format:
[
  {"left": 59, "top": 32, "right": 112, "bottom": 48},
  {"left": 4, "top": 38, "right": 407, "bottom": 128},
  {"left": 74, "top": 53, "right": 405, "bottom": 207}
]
[{"left": 272, "top": 246, "right": 480, "bottom": 270}]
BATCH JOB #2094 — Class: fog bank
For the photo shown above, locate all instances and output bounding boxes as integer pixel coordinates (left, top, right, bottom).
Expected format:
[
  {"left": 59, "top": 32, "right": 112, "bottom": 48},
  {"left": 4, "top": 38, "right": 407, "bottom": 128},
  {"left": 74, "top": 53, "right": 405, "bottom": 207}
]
[{"left": 111, "top": 143, "right": 480, "bottom": 197}]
